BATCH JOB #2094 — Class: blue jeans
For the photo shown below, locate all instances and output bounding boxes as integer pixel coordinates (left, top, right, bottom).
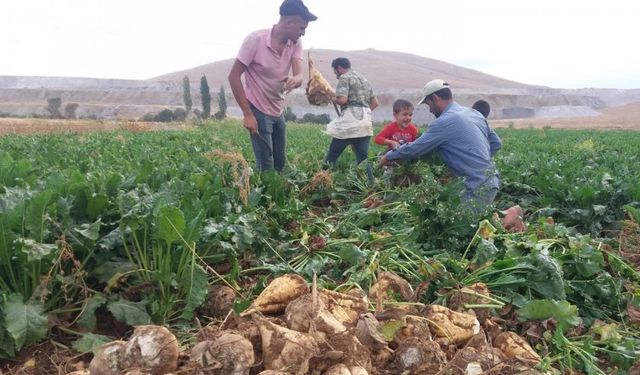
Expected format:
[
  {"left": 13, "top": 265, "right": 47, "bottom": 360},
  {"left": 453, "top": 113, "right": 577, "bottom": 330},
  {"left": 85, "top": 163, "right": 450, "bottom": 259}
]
[
  {"left": 462, "top": 176, "right": 499, "bottom": 213},
  {"left": 249, "top": 103, "right": 286, "bottom": 172},
  {"left": 324, "top": 136, "right": 374, "bottom": 183}
]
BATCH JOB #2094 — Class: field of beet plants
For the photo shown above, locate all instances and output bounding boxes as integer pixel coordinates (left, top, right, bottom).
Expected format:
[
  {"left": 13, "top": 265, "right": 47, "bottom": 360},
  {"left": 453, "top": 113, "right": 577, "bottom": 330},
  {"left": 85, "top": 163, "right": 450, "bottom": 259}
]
[{"left": 1, "top": 119, "right": 640, "bottom": 374}]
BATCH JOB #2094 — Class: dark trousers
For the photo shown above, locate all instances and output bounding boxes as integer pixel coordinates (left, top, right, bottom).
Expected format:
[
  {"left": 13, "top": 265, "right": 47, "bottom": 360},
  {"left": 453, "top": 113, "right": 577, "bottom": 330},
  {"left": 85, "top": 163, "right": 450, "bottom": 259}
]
[
  {"left": 249, "top": 103, "right": 286, "bottom": 172},
  {"left": 324, "top": 136, "right": 374, "bottom": 182}
]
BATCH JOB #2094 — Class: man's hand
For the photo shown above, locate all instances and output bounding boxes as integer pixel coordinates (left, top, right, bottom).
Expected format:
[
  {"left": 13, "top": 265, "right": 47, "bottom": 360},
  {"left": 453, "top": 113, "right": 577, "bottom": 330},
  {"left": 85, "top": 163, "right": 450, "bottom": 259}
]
[
  {"left": 387, "top": 140, "right": 400, "bottom": 150},
  {"left": 333, "top": 95, "right": 348, "bottom": 107},
  {"left": 283, "top": 75, "right": 303, "bottom": 94},
  {"left": 378, "top": 154, "right": 389, "bottom": 168},
  {"left": 243, "top": 113, "right": 259, "bottom": 134}
]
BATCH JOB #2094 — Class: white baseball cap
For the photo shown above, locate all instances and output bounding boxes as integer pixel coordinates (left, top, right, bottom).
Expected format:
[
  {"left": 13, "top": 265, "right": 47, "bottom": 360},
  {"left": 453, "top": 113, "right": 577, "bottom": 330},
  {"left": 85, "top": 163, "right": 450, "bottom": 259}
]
[{"left": 417, "top": 79, "right": 450, "bottom": 105}]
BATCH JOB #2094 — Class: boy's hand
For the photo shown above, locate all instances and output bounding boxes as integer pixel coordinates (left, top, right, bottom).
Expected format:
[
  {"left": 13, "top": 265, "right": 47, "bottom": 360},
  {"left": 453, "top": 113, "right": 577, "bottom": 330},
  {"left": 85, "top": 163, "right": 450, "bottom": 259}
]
[{"left": 388, "top": 140, "right": 400, "bottom": 149}]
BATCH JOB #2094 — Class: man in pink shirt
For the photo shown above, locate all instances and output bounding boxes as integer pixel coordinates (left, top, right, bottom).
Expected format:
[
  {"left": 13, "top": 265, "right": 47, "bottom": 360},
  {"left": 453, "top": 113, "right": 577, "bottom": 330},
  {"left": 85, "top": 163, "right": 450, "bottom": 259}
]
[{"left": 228, "top": 0, "right": 317, "bottom": 172}]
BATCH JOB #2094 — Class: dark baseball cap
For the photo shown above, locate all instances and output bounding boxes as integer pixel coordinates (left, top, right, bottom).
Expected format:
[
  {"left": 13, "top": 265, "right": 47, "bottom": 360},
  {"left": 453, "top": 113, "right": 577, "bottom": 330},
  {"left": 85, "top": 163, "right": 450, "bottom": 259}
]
[{"left": 279, "top": 0, "right": 317, "bottom": 21}]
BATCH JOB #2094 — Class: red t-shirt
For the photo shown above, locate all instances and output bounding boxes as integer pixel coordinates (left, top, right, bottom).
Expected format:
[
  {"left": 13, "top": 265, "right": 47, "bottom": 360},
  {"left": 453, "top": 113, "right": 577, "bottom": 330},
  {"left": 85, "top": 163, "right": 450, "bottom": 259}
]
[{"left": 374, "top": 122, "right": 419, "bottom": 149}]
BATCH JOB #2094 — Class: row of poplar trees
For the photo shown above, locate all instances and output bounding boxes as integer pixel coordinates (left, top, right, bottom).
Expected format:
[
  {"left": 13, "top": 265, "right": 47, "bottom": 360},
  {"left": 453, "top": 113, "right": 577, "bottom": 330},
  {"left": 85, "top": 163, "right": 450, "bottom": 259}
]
[{"left": 182, "top": 75, "right": 227, "bottom": 119}]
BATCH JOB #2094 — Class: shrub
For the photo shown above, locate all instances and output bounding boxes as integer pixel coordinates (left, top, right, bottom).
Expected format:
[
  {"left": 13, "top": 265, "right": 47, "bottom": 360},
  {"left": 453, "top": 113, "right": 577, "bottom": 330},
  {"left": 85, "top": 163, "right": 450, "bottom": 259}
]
[
  {"left": 284, "top": 107, "right": 297, "bottom": 122},
  {"left": 173, "top": 108, "right": 187, "bottom": 121},
  {"left": 301, "top": 112, "right": 331, "bottom": 124},
  {"left": 141, "top": 113, "right": 156, "bottom": 122},
  {"left": 155, "top": 109, "right": 175, "bottom": 122}
]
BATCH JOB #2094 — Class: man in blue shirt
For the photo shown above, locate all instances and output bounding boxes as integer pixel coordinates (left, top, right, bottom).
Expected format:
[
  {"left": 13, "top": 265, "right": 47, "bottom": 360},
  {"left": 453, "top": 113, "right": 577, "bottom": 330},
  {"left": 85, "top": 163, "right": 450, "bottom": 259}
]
[{"left": 379, "top": 79, "right": 502, "bottom": 206}]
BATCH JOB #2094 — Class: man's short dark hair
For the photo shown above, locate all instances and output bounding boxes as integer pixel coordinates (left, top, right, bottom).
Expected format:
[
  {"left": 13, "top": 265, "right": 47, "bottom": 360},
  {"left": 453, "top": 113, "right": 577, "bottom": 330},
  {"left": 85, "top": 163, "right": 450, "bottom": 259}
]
[
  {"left": 331, "top": 57, "right": 351, "bottom": 70},
  {"left": 393, "top": 99, "right": 414, "bottom": 113},
  {"left": 429, "top": 88, "right": 452, "bottom": 101},
  {"left": 472, "top": 99, "right": 491, "bottom": 118}
]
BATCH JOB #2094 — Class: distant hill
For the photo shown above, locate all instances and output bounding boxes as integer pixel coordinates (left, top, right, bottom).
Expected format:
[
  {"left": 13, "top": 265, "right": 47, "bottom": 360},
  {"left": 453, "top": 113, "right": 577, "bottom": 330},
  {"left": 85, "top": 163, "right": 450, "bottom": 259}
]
[
  {"left": 151, "top": 49, "right": 640, "bottom": 123},
  {"left": 2, "top": 49, "right": 640, "bottom": 122},
  {"left": 151, "top": 49, "right": 533, "bottom": 93}
]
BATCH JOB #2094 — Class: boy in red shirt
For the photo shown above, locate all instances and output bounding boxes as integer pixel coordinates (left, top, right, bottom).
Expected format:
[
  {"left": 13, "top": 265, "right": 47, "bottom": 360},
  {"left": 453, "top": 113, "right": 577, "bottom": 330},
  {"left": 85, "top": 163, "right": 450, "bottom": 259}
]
[
  {"left": 375, "top": 99, "right": 419, "bottom": 187},
  {"left": 375, "top": 99, "right": 419, "bottom": 150}
]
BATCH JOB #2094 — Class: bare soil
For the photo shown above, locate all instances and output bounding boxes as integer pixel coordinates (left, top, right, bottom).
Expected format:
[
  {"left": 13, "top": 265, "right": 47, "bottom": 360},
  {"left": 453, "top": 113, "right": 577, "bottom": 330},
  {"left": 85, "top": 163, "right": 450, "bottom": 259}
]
[
  {"left": 491, "top": 101, "right": 640, "bottom": 130},
  {"left": 0, "top": 340, "right": 90, "bottom": 374},
  {"left": 0, "top": 118, "right": 194, "bottom": 136}
]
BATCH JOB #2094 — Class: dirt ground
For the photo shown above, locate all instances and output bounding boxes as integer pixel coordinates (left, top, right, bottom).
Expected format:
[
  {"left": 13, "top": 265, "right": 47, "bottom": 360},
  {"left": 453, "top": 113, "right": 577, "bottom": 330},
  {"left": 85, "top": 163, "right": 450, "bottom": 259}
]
[
  {"left": 0, "top": 118, "right": 194, "bottom": 135},
  {"left": 491, "top": 101, "right": 640, "bottom": 130}
]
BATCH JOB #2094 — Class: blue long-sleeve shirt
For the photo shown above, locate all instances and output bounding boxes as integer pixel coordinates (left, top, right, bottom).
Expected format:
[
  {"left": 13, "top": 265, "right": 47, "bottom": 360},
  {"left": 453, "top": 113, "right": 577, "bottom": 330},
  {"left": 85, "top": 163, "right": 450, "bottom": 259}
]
[{"left": 386, "top": 102, "right": 502, "bottom": 194}]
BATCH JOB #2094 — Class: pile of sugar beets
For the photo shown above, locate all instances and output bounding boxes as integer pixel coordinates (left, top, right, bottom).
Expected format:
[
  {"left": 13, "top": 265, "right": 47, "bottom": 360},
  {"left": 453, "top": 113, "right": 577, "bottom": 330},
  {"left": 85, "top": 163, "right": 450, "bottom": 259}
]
[{"left": 68, "top": 273, "right": 543, "bottom": 375}]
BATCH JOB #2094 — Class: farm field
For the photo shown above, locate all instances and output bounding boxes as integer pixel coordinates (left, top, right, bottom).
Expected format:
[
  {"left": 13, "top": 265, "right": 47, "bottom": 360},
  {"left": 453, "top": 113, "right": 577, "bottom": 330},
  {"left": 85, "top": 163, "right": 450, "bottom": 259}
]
[
  {"left": 0, "top": 118, "right": 194, "bottom": 135},
  {"left": 1, "top": 119, "right": 640, "bottom": 374}
]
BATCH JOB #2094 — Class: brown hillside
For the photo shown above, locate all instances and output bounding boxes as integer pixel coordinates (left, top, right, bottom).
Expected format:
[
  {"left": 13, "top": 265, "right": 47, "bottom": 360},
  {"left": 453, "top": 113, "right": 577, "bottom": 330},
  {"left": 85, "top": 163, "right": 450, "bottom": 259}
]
[
  {"left": 2, "top": 49, "right": 638, "bottom": 122},
  {"left": 151, "top": 49, "right": 535, "bottom": 92},
  {"left": 492, "top": 101, "right": 640, "bottom": 130}
]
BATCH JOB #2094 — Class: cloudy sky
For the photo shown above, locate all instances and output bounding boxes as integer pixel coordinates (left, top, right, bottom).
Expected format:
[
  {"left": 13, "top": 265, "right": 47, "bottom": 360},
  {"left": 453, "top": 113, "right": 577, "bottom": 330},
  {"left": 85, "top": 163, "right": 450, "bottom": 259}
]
[{"left": 1, "top": 0, "right": 639, "bottom": 89}]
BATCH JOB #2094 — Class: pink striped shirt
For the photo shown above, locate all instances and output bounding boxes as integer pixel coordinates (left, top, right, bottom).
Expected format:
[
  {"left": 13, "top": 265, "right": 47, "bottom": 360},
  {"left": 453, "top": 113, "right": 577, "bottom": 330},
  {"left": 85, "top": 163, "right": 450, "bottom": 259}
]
[{"left": 236, "top": 28, "right": 303, "bottom": 117}]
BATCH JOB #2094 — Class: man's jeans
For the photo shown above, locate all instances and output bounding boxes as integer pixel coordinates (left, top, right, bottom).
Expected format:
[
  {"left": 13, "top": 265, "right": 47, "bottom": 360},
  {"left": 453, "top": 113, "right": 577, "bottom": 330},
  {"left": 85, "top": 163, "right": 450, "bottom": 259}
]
[
  {"left": 324, "top": 136, "right": 374, "bottom": 183},
  {"left": 462, "top": 176, "right": 500, "bottom": 214},
  {"left": 249, "top": 103, "right": 286, "bottom": 172}
]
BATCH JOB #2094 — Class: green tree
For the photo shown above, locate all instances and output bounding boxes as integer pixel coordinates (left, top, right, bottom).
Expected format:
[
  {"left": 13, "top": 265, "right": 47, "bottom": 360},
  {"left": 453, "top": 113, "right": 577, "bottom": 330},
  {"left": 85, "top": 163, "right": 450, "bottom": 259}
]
[
  {"left": 214, "top": 86, "right": 227, "bottom": 120},
  {"left": 301, "top": 112, "right": 331, "bottom": 124},
  {"left": 200, "top": 75, "right": 211, "bottom": 118},
  {"left": 46, "top": 97, "right": 62, "bottom": 119},
  {"left": 64, "top": 103, "right": 79, "bottom": 119},
  {"left": 284, "top": 106, "right": 297, "bottom": 122},
  {"left": 182, "top": 76, "right": 192, "bottom": 113}
]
